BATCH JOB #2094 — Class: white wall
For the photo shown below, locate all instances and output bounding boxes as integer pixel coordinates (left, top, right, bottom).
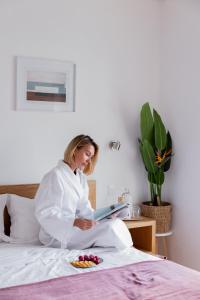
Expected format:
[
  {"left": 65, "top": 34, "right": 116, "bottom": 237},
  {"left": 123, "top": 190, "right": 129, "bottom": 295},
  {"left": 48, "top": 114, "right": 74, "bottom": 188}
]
[
  {"left": 0, "top": 0, "right": 161, "bottom": 207},
  {"left": 160, "top": 0, "right": 200, "bottom": 270}
]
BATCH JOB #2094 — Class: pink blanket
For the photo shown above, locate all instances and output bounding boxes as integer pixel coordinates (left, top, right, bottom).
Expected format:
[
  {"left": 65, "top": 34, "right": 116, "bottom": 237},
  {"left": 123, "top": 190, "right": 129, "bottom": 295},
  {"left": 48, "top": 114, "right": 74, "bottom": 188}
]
[{"left": 0, "top": 260, "right": 200, "bottom": 300}]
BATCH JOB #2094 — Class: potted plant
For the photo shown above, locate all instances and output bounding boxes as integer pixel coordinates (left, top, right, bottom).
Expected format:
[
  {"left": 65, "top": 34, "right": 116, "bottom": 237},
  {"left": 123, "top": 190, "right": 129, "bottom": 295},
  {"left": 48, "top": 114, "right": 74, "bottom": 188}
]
[{"left": 139, "top": 102, "right": 173, "bottom": 233}]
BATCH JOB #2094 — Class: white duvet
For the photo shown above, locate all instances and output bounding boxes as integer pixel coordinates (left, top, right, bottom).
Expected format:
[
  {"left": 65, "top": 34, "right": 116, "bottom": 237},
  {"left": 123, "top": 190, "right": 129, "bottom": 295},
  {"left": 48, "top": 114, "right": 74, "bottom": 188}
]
[{"left": 0, "top": 243, "right": 159, "bottom": 289}]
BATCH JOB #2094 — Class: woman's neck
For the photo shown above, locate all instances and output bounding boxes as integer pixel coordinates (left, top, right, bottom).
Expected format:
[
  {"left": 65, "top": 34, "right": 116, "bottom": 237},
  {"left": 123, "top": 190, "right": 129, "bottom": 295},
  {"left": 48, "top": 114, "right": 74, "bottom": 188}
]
[{"left": 63, "top": 160, "right": 77, "bottom": 173}]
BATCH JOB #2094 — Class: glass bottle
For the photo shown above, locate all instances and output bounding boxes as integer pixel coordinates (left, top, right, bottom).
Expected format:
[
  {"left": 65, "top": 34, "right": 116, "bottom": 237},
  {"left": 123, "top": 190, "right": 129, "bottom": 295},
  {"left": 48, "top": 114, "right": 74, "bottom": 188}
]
[{"left": 121, "top": 188, "right": 133, "bottom": 219}]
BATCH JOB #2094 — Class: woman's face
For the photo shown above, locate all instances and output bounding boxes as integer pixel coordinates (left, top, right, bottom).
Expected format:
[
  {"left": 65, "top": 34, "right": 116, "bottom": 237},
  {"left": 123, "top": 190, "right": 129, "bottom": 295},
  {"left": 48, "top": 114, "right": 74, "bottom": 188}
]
[{"left": 74, "top": 144, "right": 95, "bottom": 171}]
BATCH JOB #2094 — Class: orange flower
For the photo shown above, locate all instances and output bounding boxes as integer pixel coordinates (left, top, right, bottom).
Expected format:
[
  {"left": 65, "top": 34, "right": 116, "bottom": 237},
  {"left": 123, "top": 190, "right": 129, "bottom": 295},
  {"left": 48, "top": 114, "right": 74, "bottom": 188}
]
[{"left": 155, "top": 149, "right": 172, "bottom": 165}]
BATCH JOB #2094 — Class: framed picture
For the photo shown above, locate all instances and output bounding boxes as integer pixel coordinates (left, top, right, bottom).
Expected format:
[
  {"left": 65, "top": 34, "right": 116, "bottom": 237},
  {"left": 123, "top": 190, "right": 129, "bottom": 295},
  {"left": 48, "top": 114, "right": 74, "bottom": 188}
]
[{"left": 16, "top": 56, "right": 75, "bottom": 112}]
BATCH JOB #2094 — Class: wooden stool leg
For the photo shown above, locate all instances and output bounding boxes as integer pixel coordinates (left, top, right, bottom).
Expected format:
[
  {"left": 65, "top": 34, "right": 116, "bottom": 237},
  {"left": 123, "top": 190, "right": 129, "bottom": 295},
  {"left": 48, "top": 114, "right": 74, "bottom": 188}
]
[
  {"left": 162, "top": 237, "right": 168, "bottom": 257},
  {"left": 156, "top": 238, "right": 159, "bottom": 254}
]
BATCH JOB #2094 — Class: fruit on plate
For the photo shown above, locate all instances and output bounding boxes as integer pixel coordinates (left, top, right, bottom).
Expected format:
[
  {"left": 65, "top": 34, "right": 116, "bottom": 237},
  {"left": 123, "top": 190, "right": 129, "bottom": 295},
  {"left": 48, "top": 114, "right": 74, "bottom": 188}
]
[
  {"left": 71, "top": 261, "right": 96, "bottom": 268},
  {"left": 71, "top": 254, "right": 103, "bottom": 268},
  {"left": 78, "top": 255, "right": 84, "bottom": 261},
  {"left": 78, "top": 254, "right": 102, "bottom": 265}
]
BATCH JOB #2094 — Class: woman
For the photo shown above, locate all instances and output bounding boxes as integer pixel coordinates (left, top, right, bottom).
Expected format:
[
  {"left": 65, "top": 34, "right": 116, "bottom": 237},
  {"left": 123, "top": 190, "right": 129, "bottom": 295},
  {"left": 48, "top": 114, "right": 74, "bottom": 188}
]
[{"left": 35, "top": 134, "right": 132, "bottom": 250}]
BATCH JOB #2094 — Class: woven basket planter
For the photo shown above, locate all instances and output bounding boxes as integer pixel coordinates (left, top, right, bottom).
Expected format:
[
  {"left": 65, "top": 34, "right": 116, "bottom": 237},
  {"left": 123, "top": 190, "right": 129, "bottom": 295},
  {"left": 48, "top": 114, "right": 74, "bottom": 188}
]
[{"left": 141, "top": 202, "right": 172, "bottom": 233}]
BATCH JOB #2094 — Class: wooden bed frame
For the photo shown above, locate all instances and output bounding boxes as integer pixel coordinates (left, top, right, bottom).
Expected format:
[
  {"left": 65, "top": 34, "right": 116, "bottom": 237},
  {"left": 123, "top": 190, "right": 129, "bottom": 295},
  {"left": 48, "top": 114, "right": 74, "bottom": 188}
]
[{"left": 0, "top": 180, "right": 96, "bottom": 236}]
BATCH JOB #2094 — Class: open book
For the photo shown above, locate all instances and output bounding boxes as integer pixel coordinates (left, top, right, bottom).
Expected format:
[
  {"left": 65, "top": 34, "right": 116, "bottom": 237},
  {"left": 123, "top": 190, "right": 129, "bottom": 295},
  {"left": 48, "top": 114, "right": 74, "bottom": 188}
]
[{"left": 94, "top": 203, "right": 128, "bottom": 221}]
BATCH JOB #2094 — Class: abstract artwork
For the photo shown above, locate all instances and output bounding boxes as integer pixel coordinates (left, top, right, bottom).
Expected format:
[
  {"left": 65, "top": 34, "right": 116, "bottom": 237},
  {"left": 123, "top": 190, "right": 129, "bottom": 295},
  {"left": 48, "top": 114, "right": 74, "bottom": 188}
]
[{"left": 16, "top": 56, "right": 75, "bottom": 112}]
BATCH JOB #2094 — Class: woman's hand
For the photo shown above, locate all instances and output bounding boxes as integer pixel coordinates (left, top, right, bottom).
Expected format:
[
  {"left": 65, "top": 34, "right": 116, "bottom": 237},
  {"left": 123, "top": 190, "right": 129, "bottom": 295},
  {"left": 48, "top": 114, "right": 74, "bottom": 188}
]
[{"left": 73, "top": 218, "right": 97, "bottom": 230}]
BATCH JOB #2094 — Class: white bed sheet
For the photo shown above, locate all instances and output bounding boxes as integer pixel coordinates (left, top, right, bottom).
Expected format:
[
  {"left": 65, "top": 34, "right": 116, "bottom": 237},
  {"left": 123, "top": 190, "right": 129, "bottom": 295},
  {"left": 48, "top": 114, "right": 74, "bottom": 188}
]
[{"left": 0, "top": 242, "right": 159, "bottom": 289}]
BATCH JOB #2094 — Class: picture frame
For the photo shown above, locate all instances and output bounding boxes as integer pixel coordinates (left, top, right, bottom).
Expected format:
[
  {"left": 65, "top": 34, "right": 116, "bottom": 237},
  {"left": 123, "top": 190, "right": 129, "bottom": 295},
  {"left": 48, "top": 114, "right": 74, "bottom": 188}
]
[{"left": 16, "top": 56, "right": 75, "bottom": 112}]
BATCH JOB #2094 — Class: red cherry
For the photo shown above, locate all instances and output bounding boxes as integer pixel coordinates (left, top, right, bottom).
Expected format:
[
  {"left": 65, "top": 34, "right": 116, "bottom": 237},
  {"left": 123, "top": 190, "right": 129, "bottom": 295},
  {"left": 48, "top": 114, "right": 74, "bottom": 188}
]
[
  {"left": 93, "top": 258, "right": 98, "bottom": 264},
  {"left": 84, "top": 255, "right": 89, "bottom": 261},
  {"left": 94, "top": 257, "right": 101, "bottom": 264},
  {"left": 79, "top": 256, "right": 84, "bottom": 261},
  {"left": 89, "top": 255, "right": 94, "bottom": 261},
  {"left": 96, "top": 258, "right": 101, "bottom": 264}
]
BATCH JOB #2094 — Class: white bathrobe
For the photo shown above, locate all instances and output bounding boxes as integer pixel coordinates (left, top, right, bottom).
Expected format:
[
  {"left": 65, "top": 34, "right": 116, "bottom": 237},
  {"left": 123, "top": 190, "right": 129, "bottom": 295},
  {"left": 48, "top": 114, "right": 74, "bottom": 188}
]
[{"left": 35, "top": 160, "right": 132, "bottom": 250}]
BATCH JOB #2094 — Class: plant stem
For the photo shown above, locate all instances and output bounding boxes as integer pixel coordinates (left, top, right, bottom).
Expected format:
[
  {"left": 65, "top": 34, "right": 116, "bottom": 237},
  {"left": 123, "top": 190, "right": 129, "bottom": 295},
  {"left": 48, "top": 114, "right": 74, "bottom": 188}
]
[{"left": 157, "top": 184, "right": 162, "bottom": 206}]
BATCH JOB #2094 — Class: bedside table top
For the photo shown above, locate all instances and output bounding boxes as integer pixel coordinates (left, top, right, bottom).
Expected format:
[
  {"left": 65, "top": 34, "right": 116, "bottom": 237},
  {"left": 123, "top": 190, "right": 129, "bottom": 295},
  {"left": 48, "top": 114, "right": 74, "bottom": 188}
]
[{"left": 123, "top": 217, "right": 156, "bottom": 229}]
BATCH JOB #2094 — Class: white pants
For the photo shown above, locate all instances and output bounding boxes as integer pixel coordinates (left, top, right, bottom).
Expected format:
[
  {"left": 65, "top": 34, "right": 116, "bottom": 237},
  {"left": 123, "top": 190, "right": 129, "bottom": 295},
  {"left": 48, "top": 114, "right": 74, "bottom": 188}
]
[
  {"left": 68, "top": 218, "right": 133, "bottom": 250},
  {"left": 42, "top": 219, "right": 133, "bottom": 250}
]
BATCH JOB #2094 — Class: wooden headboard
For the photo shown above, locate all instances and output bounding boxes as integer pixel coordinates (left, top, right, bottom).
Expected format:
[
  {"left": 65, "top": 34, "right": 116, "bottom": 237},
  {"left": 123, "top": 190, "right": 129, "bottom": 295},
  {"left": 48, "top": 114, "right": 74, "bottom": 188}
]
[{"left": 0, "top": 180, "right": 96, "bottom": 236}]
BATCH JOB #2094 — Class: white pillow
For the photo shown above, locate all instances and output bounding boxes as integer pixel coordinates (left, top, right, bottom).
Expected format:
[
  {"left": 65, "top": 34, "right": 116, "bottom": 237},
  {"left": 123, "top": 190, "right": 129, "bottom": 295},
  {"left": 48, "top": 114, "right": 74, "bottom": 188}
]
[
  {"left": 0, "top": 194, "right": 8, "bottom": 241},
  {"left": 6, "top": 194, "right": 40, "bottom": 244}
]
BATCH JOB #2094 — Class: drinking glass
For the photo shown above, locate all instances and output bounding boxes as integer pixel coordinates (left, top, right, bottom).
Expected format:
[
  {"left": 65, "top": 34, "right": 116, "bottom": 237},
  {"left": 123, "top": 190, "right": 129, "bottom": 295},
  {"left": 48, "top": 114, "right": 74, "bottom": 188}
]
[{"left": 131, "top": 205, "right": 141, "bottom": 219}]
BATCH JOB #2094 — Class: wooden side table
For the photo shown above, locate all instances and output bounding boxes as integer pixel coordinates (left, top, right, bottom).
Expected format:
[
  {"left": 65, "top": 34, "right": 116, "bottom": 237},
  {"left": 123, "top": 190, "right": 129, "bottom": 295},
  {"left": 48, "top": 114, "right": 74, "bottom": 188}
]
[{"left": 124, "top": 217, "right": 156, "bottom": 254}]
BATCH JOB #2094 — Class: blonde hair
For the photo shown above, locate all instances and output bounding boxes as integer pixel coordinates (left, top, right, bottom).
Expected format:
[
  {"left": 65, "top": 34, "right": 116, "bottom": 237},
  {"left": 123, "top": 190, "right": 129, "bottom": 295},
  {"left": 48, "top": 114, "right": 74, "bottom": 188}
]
[{"left": 64, "top": 135, "right": 99, "bottom": 175}]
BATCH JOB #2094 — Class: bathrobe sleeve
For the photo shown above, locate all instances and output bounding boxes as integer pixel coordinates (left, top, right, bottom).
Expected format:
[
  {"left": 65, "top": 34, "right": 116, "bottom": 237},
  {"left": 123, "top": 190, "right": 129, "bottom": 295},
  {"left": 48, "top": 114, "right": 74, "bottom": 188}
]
[
  {"left": 35, "top": 170, "right": 75, "bottom": 244},
  {"left": 76, "top": 173, "right": 94, "bottom": 220}
]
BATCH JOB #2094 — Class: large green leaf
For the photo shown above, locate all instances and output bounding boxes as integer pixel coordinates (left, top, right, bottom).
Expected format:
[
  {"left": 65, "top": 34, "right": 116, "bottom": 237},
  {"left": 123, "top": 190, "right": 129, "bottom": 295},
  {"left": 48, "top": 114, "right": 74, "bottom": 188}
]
[
  {"left": 138, "top": 139, "right": 147, "bottom": 171},
  {"left": 141, "top": 140, "right": 158, "bottom": 174},
  {"left": 166, "top": 131, "right": 172, "bottom": 149},
  {"left": 140, "top": 102, "right": 154, "bottom": 143},
  {"left": 164, "top": 131, "right": 172, "bottom": 172},
  {"left": 153, "top": 109, "right": 167, "bottom": 151}
]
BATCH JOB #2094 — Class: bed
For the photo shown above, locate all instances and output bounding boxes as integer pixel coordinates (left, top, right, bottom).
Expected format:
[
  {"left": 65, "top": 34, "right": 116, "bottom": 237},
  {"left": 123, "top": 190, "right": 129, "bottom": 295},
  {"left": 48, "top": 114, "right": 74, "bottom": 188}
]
[{"left": 0, "top": 182, "right": 200, "bottom": 300}]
